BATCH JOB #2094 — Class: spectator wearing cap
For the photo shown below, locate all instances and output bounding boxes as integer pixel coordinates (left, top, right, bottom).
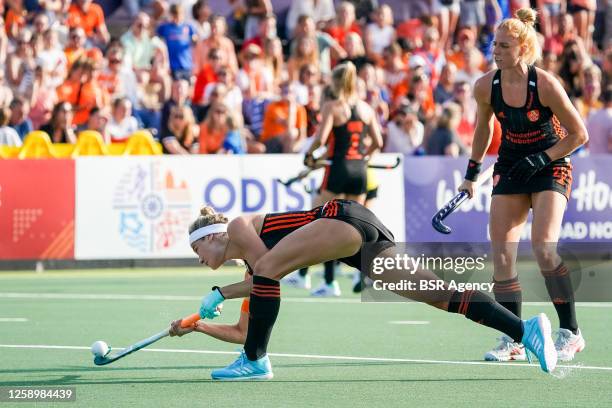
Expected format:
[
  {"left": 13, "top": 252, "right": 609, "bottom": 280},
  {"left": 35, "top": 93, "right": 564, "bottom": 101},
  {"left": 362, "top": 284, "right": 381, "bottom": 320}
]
[
  {"left": 8, "top": 97, "right": 33, "bottom": 140},
  {"left": 389, "top": 54, "right": 426, "bottom": 109},
  {"left": 365, "top": 4, "right": 395, "bottom": 64},
  {"left": 66, "top": 0, "right": 110, "bottom": 46},
  {"left": 193, "top": 15, "right": 238, "bottom": 76},
  {"left": 383, "top": 104, "right": 424, "bottom": 155},
  {"left": 260, "top": 82, "right": 307, "bottom": 153},
  {"left": 586, "top": 86, "right": 612, "bottom": 154},
  {"left": 121, "top": 13, "right": 168, "bottom": 74},
  {"left": 291, "top": 15, "right": 346, "bottom": 77},
  {"left": 237, "top": 44, "right": 274, "bottom": 98},
  {"left": 156, "top": 4, "right": 197, "bottom": 80},
  {"left": 286, "top": 0, "right": 336, "bottom": 38},
  {"left": 434, "top": 62, "right": 457, "bottom": 104}
]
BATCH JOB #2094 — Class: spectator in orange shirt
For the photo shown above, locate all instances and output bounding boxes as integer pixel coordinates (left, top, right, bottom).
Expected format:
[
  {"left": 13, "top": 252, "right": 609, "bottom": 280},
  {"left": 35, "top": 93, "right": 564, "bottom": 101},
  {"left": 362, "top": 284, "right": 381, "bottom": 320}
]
[
  {"left": 192, "top": 48, "right": 223, "bottom": 106},
  {"left": 198, "top": 102, "right": 229, "bottom": 154},
  {"left": 446, "top": 28, "right": 487, "bottom": 73},
  {"left": 67, "top": 0, "right": 110, "bottom": 46},
  {"left": 5, "top": 0, "right": 26, "bottom": 40},
  {"left": 64, "top": 27, "right": 103, "bottom": 70},
  {"left": 56, "top": 58, "right": 104, "bottom": 126},
  {"left": 325, "top": 1, "right": 362, "bottom": 52},
  {"left": 260, "top": 82, "right": 307, "bottom": 153}
]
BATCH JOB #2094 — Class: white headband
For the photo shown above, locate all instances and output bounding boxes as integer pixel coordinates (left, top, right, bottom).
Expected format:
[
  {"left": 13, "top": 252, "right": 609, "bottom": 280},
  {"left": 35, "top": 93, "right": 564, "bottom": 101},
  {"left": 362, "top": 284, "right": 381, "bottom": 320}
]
[{"left": 189, "top": 223, "right": 227, "bottom": 245}]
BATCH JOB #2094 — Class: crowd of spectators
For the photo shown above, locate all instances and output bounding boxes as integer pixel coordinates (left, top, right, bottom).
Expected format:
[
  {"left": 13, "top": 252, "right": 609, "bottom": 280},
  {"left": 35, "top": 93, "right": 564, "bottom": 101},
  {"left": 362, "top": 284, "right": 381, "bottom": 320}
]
[{"left": 0, "top": 0, "right": 610, "bottom": 155}]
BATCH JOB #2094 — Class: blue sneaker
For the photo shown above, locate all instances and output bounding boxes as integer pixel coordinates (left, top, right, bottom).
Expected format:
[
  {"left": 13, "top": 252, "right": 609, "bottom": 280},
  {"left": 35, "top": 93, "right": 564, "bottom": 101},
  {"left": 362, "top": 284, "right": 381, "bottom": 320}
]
[
  {"left": 521, "top": 313, "right": 557, "bottom": 373},
  {"left": 211, "top": 350, "right": 273, "bottom": 381}
]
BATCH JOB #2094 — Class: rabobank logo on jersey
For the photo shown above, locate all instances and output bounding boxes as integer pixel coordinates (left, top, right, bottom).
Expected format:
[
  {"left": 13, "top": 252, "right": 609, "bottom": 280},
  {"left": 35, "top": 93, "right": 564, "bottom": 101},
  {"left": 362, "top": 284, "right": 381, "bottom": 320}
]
[{"left": 112, "top": 161, "right": 192, "bottom": 253}]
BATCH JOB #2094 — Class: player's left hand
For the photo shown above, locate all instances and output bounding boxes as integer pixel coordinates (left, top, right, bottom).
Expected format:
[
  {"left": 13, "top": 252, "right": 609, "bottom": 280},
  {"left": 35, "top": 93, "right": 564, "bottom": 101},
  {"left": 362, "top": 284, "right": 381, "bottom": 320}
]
[
  {"left": 199, "top": 287, "right": 225, "bottom": 319},
  {"left": 507, "top": 152, "right": 551, "bottom": 183}
]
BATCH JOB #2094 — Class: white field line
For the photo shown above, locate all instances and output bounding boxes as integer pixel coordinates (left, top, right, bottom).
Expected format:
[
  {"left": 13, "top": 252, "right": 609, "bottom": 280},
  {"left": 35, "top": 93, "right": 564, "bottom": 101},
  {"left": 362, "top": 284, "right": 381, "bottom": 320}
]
[
  {"left": 0, "top": 318, "right": 28, "bottom": 322},
  {"left": 388, "top": 321, "right": 430, "bottom": 325},
  {"left": 0, "top": 344, "right": 610, "bottom": 372},
  {"left": 0, "top": 292, "right": 611, "bottom": 307}
]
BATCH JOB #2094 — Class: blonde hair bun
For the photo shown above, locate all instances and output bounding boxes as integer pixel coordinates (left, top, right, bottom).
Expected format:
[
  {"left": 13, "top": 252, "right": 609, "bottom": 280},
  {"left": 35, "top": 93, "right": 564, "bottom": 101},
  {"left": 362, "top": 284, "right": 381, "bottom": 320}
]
[
  {"left": 200, "top": 206, "right": 217, "bottom": 216},
  {"left": 516, "top": 7, "right": 537, "bottom": 27}
]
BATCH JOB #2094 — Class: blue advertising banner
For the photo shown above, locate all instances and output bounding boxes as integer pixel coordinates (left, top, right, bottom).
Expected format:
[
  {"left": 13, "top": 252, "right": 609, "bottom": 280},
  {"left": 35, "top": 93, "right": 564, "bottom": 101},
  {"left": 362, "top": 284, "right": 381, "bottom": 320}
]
[{"left": 404, "top": 155, "right": 612, "bottom": 243}]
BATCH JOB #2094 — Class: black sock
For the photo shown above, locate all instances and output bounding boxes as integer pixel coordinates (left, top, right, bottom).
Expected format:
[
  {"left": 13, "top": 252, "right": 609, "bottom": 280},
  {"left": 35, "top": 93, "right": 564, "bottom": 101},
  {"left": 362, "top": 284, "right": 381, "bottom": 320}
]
[
  {"left": 299, "top": 267, "right": 308, "bottom": 277},
  {"left": 493, "top": 276, "right": 522, "bottom": 318},
  {"left": 542, "top": 263, "right": 578, "bottom": 334},
  {"left": 448, "top": 290, "right": 524, "bottom": 343},
  {"left": 244, "top": 276, "right": 280, "bottom": 361},
  {"left": 324, "top": 261, "right": 336, "bottom": 285}
]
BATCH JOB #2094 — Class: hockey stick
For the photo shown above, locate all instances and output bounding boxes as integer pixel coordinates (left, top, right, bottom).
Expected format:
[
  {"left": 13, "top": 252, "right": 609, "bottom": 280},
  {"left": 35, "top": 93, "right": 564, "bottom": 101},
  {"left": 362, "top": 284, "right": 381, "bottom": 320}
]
[
  {"left": 92, "top": 313, "right": 201, "bottom": 366},
  {"left": 277, "top": 157, "right": 402, "bottom": 187},
  {"left": 431, "top": 164, "right": 495, "bottom": 234}
]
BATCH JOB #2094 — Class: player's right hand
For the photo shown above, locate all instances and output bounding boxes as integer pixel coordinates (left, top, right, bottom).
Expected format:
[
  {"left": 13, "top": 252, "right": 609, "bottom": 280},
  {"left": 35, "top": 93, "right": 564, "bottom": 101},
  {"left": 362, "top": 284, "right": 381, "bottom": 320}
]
[
  {"left": 458, "top": 179, "right": 475, "bottom": 198},
  {"left": 303, "top": 153, "right": 315, "bottom": 168},
  {"left": 169, "top": 319, "right": 194, "bottom": 337}
]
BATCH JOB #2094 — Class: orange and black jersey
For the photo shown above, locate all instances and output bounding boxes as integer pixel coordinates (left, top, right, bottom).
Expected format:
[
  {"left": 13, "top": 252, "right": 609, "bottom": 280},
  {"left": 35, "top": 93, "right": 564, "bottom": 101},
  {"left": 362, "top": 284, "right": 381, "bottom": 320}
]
[
  {"left": 326, "top": 104, "right": 369, "bottom": 162},
  {"left": 491, "top": 65, "right": 568, "bottom": 167},
  {"left": 257, "top": 200, "right": 394, "bottom": 271}
]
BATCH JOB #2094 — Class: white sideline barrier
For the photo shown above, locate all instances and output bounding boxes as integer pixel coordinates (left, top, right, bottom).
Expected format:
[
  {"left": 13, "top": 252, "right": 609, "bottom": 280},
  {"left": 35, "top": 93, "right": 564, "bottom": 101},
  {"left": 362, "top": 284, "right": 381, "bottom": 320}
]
[{"left": 75, "top": 154, "right": 405, "bottom": 259}]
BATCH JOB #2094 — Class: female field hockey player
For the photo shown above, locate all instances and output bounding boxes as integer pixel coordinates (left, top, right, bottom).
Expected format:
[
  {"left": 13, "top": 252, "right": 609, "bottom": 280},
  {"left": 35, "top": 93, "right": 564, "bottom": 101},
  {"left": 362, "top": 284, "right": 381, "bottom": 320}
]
[
  {"left": 177, "top": 199, "right": 558, "bottom": 380},
  {"left": 458, "top": 8, "right": 588, "bottom": 363},
  {"left": 287, "top": 67, "right": 384, "bottom": 296}
]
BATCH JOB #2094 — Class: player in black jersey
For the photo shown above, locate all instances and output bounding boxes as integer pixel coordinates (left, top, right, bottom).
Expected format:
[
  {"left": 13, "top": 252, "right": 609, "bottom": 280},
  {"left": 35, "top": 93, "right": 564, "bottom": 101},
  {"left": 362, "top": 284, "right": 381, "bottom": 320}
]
[
  {"left": 292, "top": 62, "right": 383, "bottom": 297},
  {"left": 458, "top": 8, "right": 588, "bottom": 363},
  {"left": 175, "top": 200, "right": 558, "bottom": 380}
]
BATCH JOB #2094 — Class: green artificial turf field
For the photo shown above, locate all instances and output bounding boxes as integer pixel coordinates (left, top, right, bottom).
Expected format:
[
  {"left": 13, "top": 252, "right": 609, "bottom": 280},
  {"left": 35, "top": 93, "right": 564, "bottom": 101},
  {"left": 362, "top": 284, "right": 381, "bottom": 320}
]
[{"left": 0, "top": 267, "right": 610, "bottom": 407}]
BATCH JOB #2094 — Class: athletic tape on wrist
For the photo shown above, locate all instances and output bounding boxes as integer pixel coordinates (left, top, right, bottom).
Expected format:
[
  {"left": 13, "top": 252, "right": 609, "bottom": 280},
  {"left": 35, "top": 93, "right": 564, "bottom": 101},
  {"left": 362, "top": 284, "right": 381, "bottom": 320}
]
[
  {"left": 189, "top": 223, "right": 227, "bottom": 245},
  {"left": 465, "top": 159, "right": 482, "bottom": 182}
]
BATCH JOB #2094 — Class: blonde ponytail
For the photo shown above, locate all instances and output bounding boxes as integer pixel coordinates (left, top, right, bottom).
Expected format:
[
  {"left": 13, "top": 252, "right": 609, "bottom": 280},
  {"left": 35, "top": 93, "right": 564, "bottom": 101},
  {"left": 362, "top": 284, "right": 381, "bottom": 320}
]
[{"left": 331, "top": 62, "right": 357, "bottom": 101}]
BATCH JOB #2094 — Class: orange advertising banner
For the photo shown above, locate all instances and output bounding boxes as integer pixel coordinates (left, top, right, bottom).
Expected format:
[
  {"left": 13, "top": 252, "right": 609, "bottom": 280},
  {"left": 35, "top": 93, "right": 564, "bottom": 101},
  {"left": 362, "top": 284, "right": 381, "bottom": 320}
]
[{"left": 0, "top": 160, "right": 75, "bottom": 260}]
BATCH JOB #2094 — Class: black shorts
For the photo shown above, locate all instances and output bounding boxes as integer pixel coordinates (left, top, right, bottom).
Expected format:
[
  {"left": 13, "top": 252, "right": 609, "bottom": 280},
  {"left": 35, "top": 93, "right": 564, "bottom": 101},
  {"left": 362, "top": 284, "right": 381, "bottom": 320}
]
[
  {"left": 321, "top": 160, "right": 367, "bottom": 195},
  {"left": 492, "top": 158, "right": 573, "bottom": 200},
  {"left": 319, "top": 199, "right": 395, "bottom": 271}
]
